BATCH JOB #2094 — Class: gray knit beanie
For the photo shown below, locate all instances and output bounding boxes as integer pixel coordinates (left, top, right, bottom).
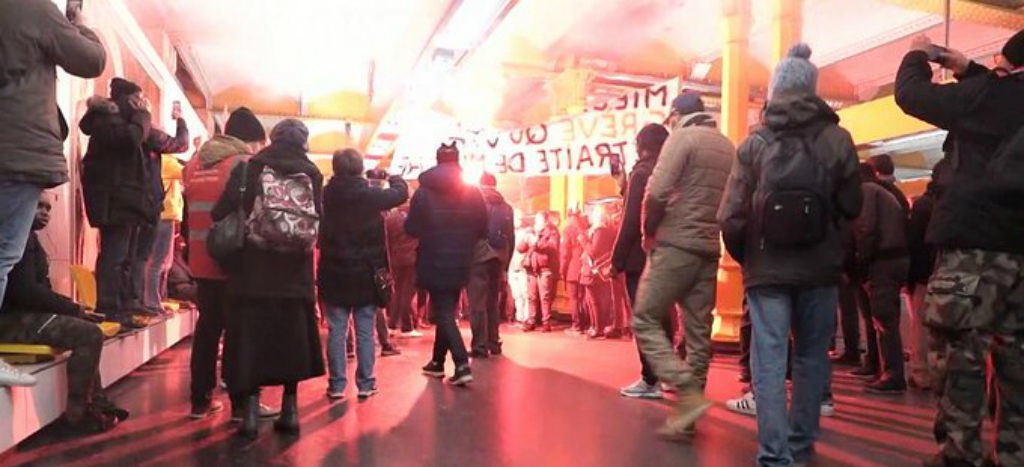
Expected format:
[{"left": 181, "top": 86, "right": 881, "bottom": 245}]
[
  {"left": 768, "top": 43, "right": 818, "bottom": 101},
  {"left": 270, "top": 118, "right": 310, "bottom": 151}
]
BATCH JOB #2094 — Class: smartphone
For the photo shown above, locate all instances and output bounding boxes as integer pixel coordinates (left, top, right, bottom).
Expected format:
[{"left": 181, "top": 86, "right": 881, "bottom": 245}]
[
  {"left": 609, "top": 152, "right": 623, "bottom": 177},
  {"left": 66, "top": 0, "right": 83, "bottom": 21},
  {"left": 926, "top": 44, "right": 950, "bottom": 64},
  {"left": 172, "top": 100, "right": 182, "bottom": 117}
]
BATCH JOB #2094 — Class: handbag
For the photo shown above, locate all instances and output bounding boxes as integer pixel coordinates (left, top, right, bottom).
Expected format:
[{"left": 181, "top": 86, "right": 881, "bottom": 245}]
[{"left": 207, "top": 161, "right": 248, "bottom": 262}]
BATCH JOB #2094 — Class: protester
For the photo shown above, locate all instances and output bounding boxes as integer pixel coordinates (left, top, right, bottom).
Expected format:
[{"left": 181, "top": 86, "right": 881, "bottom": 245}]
[
  {"left": 184, "top": 107, "right": 278, "bottom": 421},
  {"left": 80, "top": 79, "right": 188, "bottom": 327},
  {"left": 319, "top": 149, "right": 408, "bottom": 400},
  {"left": 467, "top": 173, "right": 515, "bottom": 358},
  {"left": 560, "top": 210, "right": 588, "bottom": 334},
  {"left": 142, "top": 153, "right": 186, "bottom": 313},
  {"left": 386, "top": 204, "right": 422, "bottom": 337},
  {"left": 0, "top": 194, "right": 128, "bottom": 433},
  {"left": 895, "top": 31, "right": 1024, "bottom": 467},
  {"left": 630, "top": 91, "right": 733, "bottom": 433},
  {"left": 407, "top": 143, "right": 487, "bottom": 386},
  {"left": 509, "top": 211, "right": 531, "bottom": 324},
  {"left": 212, "top": 119, "right": 325, "bottom": 438},
  {"left": 613, "top": 122, "right": 673, "bottom": 398},
  {"left": 519, "top": 212, "right": 560, "bottom": 332},
  {"left": 719, "top": 44, "right": 862, "bottom": 465},
  {"left": 0, "top": 0, "right": 105, "bottom": 312},
  {"left": 581, "top": 205, "right": 616, "bottom": 340},
  {"left": 904, "top": 159, "right": 949, "bottom": 390},
  {"left": 851, "top": 163, "right": 910, "bottom": 394},
  {"left": 867, "top": 154, "right": 910, "bottom": 215}
]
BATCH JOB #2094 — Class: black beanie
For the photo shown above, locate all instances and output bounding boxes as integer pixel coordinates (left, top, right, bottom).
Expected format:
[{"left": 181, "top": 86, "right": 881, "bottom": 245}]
[
  {"left": 224, "top": 107, "right": 266, "bottom": 143},
  {"left": 437, "top": 142, "right": 459, "bottom": 164},
  {"left": 1002, "top": 29, "right": 1024, "bottom": 67},
  {"left": 110, "top": 77, "right": 141, "bottom": 100}
]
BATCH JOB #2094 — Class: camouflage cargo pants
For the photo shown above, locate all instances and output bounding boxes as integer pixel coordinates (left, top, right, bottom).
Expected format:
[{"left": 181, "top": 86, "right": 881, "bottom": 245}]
[
  {"left": 631, "top": 246, "right": 718, "bottom": 390},
  {"left": 925, "top": 249, "right": 1024, "bottom": 466},
  {"left": 0, "top": 313, "right": 105, "bottom": 413}
]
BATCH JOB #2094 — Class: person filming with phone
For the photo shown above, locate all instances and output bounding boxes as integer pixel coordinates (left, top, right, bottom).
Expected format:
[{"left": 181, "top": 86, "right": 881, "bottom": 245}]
[{"left": 894, "top": 31, "right": 1024, "bottom": 467}]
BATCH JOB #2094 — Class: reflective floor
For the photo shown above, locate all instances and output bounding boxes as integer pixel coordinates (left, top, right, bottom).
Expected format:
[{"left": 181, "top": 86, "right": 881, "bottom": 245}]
[{"left": 6, "top": 325, "right": 937, "bottom": 466}]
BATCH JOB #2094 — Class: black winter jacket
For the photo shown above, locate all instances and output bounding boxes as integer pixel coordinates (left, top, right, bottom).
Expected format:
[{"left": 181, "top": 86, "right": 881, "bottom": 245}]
[
  {"left": 718, "top": 93, "right": 863, "bottom": 288},
  {"left": 611, "top": 157, "right": 655, "bottom": 275},
  {"left": 0, "top": 232, "right": 83, "bottom": 317},
  {"left": 405, "top": 163, "right": 487, "bottom": 292},
  {"left": 907, "top": 182, "right": 941, "bottom": 286},
  {"left": 212, "top": 142, "right": 323, "bottom": 300},
  {"left": 80, "top": 97, "right": 188, "bottom": 227},
  {"left": 318, "top": 174, "right": 409, "bottom": 307},
  {"left": 895, "top": 51, "right": 1024, "bottom": 254}
]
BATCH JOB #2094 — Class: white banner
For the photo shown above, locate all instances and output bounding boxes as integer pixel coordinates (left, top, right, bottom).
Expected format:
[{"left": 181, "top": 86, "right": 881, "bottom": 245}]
[{"left": 394, "top": 78, "right": 679, "bottom": 179}]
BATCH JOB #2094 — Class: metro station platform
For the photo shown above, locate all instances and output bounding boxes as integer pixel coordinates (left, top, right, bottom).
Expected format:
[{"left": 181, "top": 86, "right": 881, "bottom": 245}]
[{"left": 3, "top": 325, "right": 937, "bottom": 467}]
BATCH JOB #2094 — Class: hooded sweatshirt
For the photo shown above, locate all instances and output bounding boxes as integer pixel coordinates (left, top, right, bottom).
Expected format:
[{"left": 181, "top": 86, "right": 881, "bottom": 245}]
[
  {"left": 718, "top": 94, "right": 862, "bottom": 288},
  {"left": 404, "top": 163, "right": 488, "bottom": 291}
]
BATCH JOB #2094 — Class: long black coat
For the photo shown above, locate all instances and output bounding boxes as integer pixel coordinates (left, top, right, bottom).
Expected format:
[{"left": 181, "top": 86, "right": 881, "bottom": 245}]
[
  {"left": 79, "top": 97, "right": 188, "bottom": 227},
  {"left": 318, "top": 174, "right": 409, "bottom": 307},
  {"left": 405, "top": 163, "right": 487, "bottom": 292},
  {"left": 611, "top": 157, "right": 655, "bottom": 275},
  {"left": 211, "top": 142, "right": 323, "bottom": 300}
]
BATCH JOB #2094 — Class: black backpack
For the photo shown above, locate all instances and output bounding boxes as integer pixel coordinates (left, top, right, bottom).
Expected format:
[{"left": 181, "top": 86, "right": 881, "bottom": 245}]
[
  {"left": 753, "top": 124, "right": 833, "bottom": 248},
  {"left": 487, "top": 201, "right": 515, "bottom": 251}
]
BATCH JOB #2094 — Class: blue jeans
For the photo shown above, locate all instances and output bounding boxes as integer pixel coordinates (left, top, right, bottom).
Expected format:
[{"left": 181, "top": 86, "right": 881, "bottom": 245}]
[
  {"left": 325, "top": 304, "right": 377, "bottom": 393},
  {"left": 748, "top": 285, "right": 837, "bottom": 467},
  {"left": 0, "top": 182, "right": 43, "bottom": 306},
  {"left": 144, "top": 220, "right": 174, "bottom": 309}
]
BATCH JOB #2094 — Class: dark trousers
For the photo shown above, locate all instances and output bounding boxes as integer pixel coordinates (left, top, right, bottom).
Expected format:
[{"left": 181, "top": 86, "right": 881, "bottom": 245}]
[
  {"left": 467, "top": 260, "right": 503, "bottom": 353},
  {"left": 388, "top": 265, "right": 416, "bottom": 332},
  {"left": 430, "top": 289, "right": 469, "bottom": 367},
  {"left": 626, "top": 271, "right": 676, "bottom": 385},
  {"left": 859, "top": 258, "right": 909, "bottom": 381},
  {"left": 127, "top": 223, "right": 157, "bottom": 311},
  {"left": 190, "top": 279, "right": 240, "bottom": 407},
  {"left": 566, "top": 280, "right": 588, "bottom": 330},
  {"left": 376, "top": 307, "right": 392, "bottom": 348},
  {"left": 837, "top": 273, "right": 861, "bottom": 357},
  {"left": 0, "top": 313, "right": 104, "bottom": 412},
  {"left": 526, "top": 271, "right": 555, "bottom": 326},
  {"left": 96, "top": 225, "right": 139, "bottom": 312}
]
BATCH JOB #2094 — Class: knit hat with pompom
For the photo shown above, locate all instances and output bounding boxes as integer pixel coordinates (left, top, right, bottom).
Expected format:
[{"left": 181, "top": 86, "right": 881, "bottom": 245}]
[{"left": 768, "top": 43, "right": 819, "bottom": 101}]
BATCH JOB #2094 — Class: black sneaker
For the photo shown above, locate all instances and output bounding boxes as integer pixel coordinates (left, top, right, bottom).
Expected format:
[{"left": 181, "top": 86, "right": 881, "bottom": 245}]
[
  {"left": 422, "top": 361, "right": 445, "bottom": 378},
  {"left": 447, "top": 365, "right": 473, "bottom": 386},
  {"left": 830, "top": 352, "right": 862, "bottom": 366},
  {"left": 189, "top": 400, "right": 224, "bottom": 419},
  {"left": 865, "top": 377, "right": 907, "bottom": 395},
  {"left": 849, "top": 366, "right": 880, "bottom": 379},
  {"left": 470, "top": 349, "right": 490, "bottom": 359}
]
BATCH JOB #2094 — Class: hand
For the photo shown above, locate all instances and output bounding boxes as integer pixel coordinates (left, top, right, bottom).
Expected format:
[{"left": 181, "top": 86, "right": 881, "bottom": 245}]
[
  {"left": 171, "top": 105, "right": 183, "bottom": 121},
  {"left": 940, "top": 49, "right": 970, "bottom": 74},
  {"left": 128, "top": 94, "right": 151, "bottom": 113},
  {"left": 910, "top": 35, "right": 932, "bottom": 54}
]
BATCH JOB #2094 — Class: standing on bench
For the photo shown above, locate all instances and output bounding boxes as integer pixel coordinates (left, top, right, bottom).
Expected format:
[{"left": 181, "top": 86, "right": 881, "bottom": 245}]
[{"left": 0, "top": 194, "right": 128, "bottom": 434}]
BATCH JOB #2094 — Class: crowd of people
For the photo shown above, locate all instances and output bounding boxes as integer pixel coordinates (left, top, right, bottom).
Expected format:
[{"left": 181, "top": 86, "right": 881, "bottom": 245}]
[{"left": 0, "top": 2, "right": 1022, "bottom": 466}]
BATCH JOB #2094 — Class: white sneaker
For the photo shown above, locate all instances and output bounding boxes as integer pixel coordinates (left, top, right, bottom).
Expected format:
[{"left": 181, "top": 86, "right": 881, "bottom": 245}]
[
  {"left": 726, "top": 392, "right": 757, "bottom": 416},
  {"left": 357, "top": 387, "right": 379, "bottom": 399},
  {"left": 0, "top": 359, "right": 36, "bottom": 387},
  {"left": 401, "top": 330, "right": 424, "bottom": 338},
  {"left": 620, "top": 379, "right": 663, "bottom": 399},
  {"left": 821, "top": 398, "right": 836, "bottom": 417}
]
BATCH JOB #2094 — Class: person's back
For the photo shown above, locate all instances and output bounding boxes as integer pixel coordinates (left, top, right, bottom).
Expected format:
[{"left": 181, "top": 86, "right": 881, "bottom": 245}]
[
  {"left": 856, "top": 180, "right": 909, "bottom": 266},
  {"left": 644, "top": 112, "right": 733, "bottom": 257},
  {"left": 385, "top": 207, "right": 418, "bottom": 270},
  {"left": 405, "top": 163, "right": 487, "bottom": 292},
  {"left": 718, "top": 44, "right": 862, "bottom": 466},
  {"left": 0, "top": 0, "right": 105, "bottom": 187}
]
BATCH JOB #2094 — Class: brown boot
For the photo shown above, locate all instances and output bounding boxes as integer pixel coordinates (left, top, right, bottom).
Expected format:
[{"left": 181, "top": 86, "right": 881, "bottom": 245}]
[{"left": 657, "top": 387, "right": 711, "bottom": 440}]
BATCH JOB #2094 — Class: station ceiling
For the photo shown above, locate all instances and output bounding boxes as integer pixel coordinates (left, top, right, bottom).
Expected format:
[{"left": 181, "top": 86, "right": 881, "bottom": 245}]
[{"left": 127, "top": 0, "right": 1022, "bottom": 150}]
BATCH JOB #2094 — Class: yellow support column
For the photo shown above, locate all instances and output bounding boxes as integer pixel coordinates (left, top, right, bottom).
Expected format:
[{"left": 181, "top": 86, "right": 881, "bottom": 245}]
[
  {"left": 712, "top": 0, "right": 754, "bottom": 346},
  {"left": 771, "top": 0, "right": 803, "bottom": 65}
]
